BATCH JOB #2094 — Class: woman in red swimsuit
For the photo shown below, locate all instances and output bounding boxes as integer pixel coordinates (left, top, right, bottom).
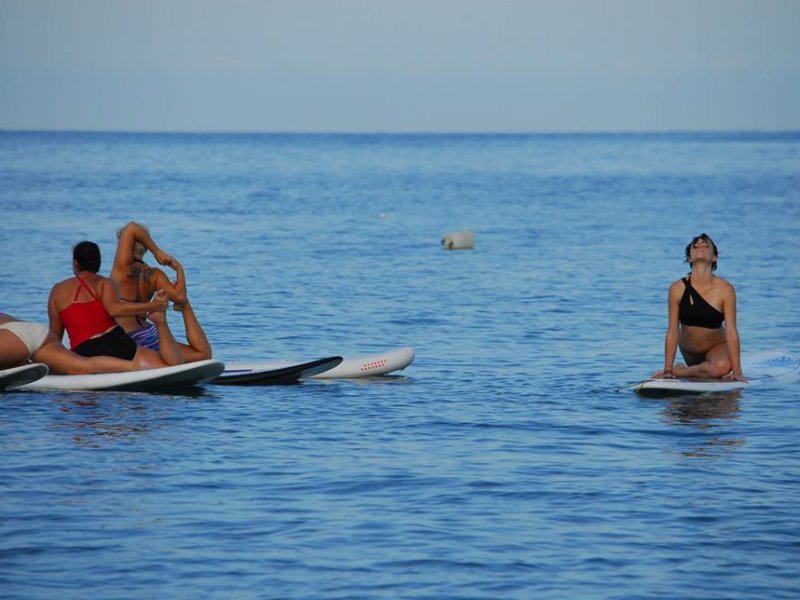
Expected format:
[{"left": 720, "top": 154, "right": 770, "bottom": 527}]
[
  {"left": 48, "top": 241, "right": 185, "bottom": 369},
  {"left": 653, "top": 233, "right": 746, "bottom": 382}
]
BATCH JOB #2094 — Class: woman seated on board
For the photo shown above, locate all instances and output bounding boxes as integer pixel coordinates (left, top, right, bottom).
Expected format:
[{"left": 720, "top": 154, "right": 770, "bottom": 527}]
[
  {"left": 653, "top": 233, "right": 746, "bottom": 382},
  {"left": 48, "top": 241, "right": 186, "bottom": 370},
  {"left": 110, "top": 222, "right": 212, "bottom": 362},
  {"left": 1, "top": 312, "right": 139, "bottom": 374}
]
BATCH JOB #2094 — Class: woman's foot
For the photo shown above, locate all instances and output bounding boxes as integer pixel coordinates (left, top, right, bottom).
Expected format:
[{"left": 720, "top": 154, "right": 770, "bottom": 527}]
[
  {"left": 652, "top": 364, "right": 685, "bottom": 379},
  {"left": 148, "top": 309, "right": 167, "bottom": 325},
  {"left": 671, "top": 363, "right": 690, "bottom": 377}
]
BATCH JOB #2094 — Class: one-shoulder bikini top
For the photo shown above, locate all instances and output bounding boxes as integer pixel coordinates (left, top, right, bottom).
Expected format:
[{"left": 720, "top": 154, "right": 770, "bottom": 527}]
[
  {"left": 59, "top": 276, "right": 117, "bottom": 349},
  {"left": 678, "top": 277, "right": 724, "bottom": 329}
]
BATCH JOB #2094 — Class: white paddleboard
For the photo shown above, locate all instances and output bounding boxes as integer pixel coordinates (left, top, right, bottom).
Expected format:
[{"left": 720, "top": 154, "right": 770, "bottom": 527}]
[
  {"left": 633, "top": 350, "right": 800, "bottom": 394},
  {"left": 218, "top": 347, "right": 415, "bottom": 383},
  {"left": 311, "top": 346, "right": 415, "bottom": 379},
  {"left": 0, "top": 363, "right": 49, "bottom": 391},
  {"left": 19, "top": 359, "right": 225, "bottom": 392},
  {"left": 214, "top": 356, "right": 343, "bottom": 385}
]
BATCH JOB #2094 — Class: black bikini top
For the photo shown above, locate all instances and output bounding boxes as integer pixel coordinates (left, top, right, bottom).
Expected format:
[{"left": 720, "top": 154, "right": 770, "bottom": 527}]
[{"left": 678, "top": 277, "right": 724, "bottom": 329}]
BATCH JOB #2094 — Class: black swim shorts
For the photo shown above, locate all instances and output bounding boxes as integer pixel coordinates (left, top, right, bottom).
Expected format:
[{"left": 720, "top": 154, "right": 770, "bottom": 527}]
[{"left": 74, "top": 326, "right": 137, "bottom": 361}]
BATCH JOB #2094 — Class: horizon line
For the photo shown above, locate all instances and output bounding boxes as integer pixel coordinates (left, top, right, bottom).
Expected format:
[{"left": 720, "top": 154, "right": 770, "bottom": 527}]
[{"left": 2, "top": 127, "right": 799, "bottom": 136}]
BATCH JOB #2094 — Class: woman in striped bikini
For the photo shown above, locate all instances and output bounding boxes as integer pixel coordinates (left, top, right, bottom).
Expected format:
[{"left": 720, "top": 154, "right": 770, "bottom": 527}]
[{"left": 110, "top": 222, "right": 212, "bottom": 363}]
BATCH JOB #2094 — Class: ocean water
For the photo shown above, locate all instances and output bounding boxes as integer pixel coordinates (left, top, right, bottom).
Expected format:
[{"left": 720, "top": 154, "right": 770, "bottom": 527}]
[{"left": 1, "top": 131, "right": 799, "bottom": 599}]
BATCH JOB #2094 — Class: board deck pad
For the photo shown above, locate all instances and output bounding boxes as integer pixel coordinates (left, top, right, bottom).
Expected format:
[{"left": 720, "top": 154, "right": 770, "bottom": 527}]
[
  {"left": 633, "top": 350, "right": 800, "bottom": 394},
  {"left": 19, "top": 360, "right": 224, "bottom": 392},
  {"left": 214, "top": 356, "right": 343, "bottom": 385},
  {"left": 0, "top": 363, "right": 49, "bottom": 391}
]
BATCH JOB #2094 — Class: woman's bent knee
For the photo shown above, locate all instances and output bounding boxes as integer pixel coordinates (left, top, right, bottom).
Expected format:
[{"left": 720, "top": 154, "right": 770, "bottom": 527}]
[{"left": 709, "top": 359, "right": 732, "bottom": 378}]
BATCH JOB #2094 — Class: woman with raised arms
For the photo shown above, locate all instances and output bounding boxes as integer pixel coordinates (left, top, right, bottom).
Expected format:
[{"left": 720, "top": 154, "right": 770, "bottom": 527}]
[{"left": 110, "top": 222, "right": 212, "bottom": 363}]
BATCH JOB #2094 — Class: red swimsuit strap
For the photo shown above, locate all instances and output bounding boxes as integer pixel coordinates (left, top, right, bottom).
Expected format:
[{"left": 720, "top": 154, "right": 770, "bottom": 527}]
[
  {"left": 73, "top": 276, "right": 100, "bottom": 302},
  {"left": 61, "top": 276, "right": 116, "bottom": 350}
]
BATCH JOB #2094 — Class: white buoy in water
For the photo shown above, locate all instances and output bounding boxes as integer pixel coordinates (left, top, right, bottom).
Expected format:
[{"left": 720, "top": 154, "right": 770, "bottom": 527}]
[{"left": 441, "top": 230, "right": 475, "bottom": 250}]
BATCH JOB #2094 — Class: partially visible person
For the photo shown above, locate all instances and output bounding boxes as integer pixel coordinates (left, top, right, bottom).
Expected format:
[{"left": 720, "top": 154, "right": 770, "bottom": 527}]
[
  {"left": 48, "top": 241, "right": 185, "bottom": 369},
  {"left": 110, "top": 221, "right": 212, "bottom": 362},
  {"left": 1, "top": 312, "right": 135, "bottom": 374},
  {"left": 653, "top": 233, "right": 746, "bottom": 382}
]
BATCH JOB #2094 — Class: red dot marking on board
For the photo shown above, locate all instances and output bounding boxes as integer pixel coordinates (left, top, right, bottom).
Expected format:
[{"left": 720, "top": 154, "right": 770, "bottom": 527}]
[{"left": 361, "top": 359, "right": 387, "bottom": 371}]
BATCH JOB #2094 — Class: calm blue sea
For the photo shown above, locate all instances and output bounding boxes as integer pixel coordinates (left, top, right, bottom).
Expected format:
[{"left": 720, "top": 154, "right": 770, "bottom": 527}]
[{"left": 1, "top": 131, "right": 800, "bottom": 599}]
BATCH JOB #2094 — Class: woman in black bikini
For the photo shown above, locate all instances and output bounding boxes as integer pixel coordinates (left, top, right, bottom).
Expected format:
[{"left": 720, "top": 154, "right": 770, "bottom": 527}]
[{"left": 653, "top": 233, "right": 746, "bottom": 382}]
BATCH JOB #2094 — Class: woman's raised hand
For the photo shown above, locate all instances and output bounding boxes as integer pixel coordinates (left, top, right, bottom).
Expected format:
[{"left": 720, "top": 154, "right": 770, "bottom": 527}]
[
  {"left": 150, "top": 289, "right": 169, "bottom": 312},
  {"left": 154, "top": 248, "right": 175, "bottom": 267}
]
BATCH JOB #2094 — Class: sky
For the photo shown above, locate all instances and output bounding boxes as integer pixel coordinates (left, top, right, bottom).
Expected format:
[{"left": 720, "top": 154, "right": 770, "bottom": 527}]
[{"left": 1, "top": 0, "right": 799, "bottom": 133}]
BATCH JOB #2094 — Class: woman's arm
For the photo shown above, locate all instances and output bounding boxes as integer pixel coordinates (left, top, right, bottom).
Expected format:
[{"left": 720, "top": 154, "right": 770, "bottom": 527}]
[
  {"left": 100, "top": 277, "right": 167, "bottom": 318},
  {"left": 112, "top": 222, "right": 172, "bottom": 273},
  {"left": 163, "top": 257, "right": 187, "bottom": 303},
  {"left": 660, "top": 281, "right": 682, "bottom": 378},
  {"left": 47, "top": 285, "right": 65, "bottom": 341},
  {"left": 722, "top": 282, "right": 746, "bottom": 381},
  {"left": 150, "top": 265, "right": 187, "bottom": 305}
]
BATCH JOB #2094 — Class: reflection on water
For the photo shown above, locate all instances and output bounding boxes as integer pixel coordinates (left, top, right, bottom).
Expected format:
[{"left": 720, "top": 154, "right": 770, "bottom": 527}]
[
  {"left": 663, "top": 391, "right": 742, "bottom": 425},
  {"left": 49, "top": 388, "right": 212, "bottom": 448},
  {"left": 315, "top": 374, "right": 413, "bottom": 386},
  {"left": 660, "top": 391, "right": 745, "bottom": 457}
]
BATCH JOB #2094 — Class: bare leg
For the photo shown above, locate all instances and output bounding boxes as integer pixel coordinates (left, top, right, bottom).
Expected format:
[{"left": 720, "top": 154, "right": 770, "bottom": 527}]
[
  {"left": 148, "top": 310, "right": 184, "bottom": 366},
  {"left": 673, "top": 344, "right": 732, "bottom": 379},
  {"left": 175, "top": 301, "right": 212, "bottom": 361},
  {"left": 131, "top": 346, "right": 167, "bottom": 369},
  {"left": 0, "top": 331, "right": 31, "bottom": 369},
  {"left": 32, "top": 338, "right": 136, "bottom": 375}
]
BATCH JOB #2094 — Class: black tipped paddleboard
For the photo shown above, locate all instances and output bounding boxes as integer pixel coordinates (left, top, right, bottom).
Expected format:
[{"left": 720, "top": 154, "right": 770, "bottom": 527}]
[
  {"left": 213, "top": 356, "right": 343, "bottom": 385},
  {"left": 0, "top": 363, "right": 49, "bottom": 391}
]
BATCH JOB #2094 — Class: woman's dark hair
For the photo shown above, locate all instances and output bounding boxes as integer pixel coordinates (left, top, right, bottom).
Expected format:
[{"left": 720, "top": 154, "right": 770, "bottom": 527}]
[
  {"left": 73, "top": 241, "right": 102, "bottom": 273},
  {"left": 684, "top": 232, "right": 718, "bottom": 271}
]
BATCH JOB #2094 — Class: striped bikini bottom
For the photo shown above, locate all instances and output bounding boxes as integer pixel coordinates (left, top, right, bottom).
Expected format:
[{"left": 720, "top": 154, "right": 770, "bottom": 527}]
[{"left": 128, "top": 323, "right": 159, "bottom": 351}]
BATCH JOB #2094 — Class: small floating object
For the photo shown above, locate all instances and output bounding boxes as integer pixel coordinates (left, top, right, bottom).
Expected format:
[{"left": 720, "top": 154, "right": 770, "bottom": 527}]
[{"left": 441, "top": 230, "right": 475, "bottom": 250}]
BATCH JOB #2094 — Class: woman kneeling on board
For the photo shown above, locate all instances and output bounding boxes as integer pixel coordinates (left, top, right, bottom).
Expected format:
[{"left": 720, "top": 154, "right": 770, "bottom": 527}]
[
  {"left": 48, "top": 241, "right": 186, "bottom": 369},
  {"left": 653, "top": 233, "right": 746, "bottom": 382},
  {"left": 1, "top": 313, "right": 135, "bottom": 374},
  {"left": 110, "top": 222, "right": 211, "bottom": 362}
]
